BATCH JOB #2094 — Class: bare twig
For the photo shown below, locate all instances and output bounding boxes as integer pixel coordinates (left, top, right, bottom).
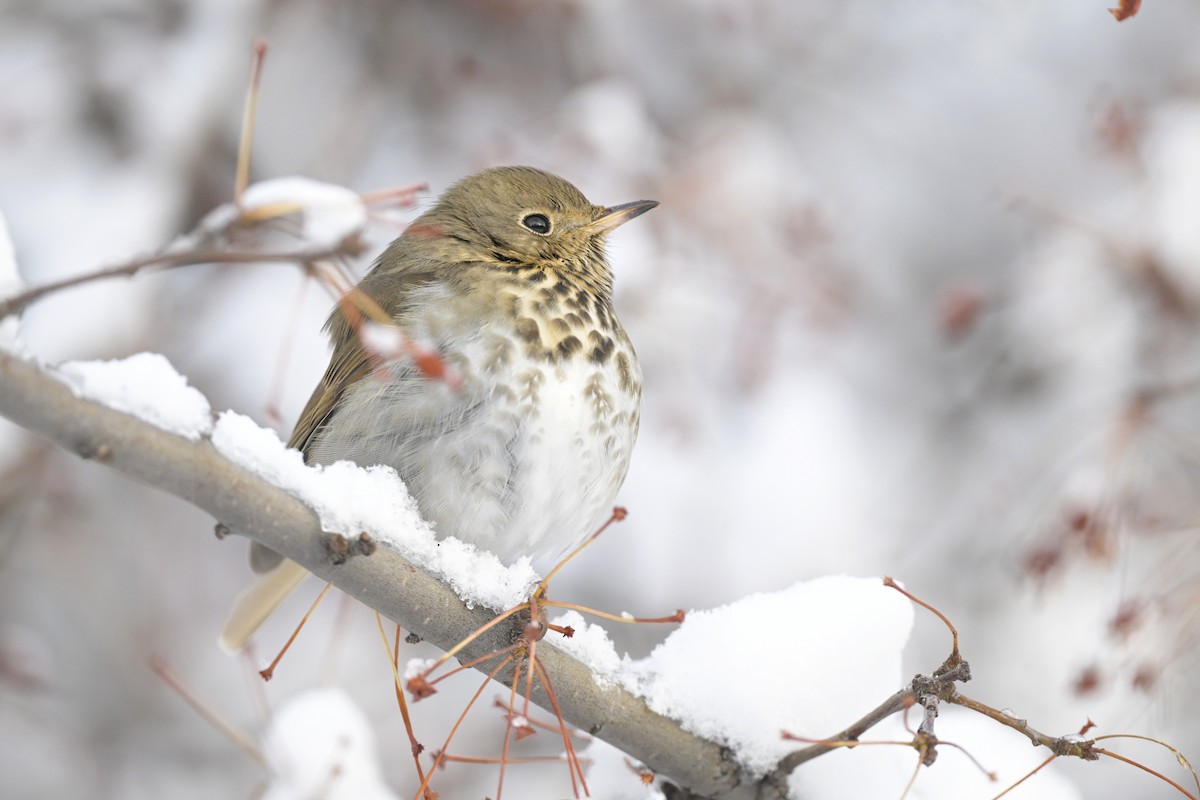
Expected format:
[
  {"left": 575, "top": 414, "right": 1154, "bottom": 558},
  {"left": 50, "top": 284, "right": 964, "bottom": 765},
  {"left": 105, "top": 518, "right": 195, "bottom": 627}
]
[
  {"left": 0, "top": 245, "right": 347, "bottom": 319},
  {"left": 235, "top": 40, "right": 269, "bottom": 204},
  {"left": 151, "top": 656, "right": 267, "bottom": 767},
  {"left": 772, "top": 654, "right": 1105, "bottom": 791},
  {"left": 775, "top": 687, "right": 914, "bottom": 773},
  {"left": 950, "top": 692, "right": 1098, "bottom": 759}
]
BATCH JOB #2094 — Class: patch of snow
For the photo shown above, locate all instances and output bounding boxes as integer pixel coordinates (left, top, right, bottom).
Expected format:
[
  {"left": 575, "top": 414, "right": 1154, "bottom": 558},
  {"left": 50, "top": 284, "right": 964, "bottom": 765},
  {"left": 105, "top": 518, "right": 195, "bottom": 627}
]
[
  {"left": 547, "top": 610, "right": 624, "bottom": 686},
  {"left": 403, "top": 657, "right": 437, "bottom": 682},
  {"left": 57, "top": 352, "right": 214, "bottom": 441},
  {"left": 211, "top": 410, "right": 539, "bottom": 611},
  {"left": 261, "top": 688, "right": 398, "bottom": 800},
  {"left": 620, "top": 576, "right": 914, "bottom": 778},
  {"left": 240, "top": 177, "right": 367, "bottom": 249},
  {"left": 188, "top": 201, "right": 241, "bottom": 245}
]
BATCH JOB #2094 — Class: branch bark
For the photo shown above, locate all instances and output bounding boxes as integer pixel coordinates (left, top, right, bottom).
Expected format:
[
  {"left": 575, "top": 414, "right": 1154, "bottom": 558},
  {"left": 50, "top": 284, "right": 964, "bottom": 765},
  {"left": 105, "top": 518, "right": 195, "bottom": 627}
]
[{"left": 0, "top": 348, "right": 772, "bottom": 799}]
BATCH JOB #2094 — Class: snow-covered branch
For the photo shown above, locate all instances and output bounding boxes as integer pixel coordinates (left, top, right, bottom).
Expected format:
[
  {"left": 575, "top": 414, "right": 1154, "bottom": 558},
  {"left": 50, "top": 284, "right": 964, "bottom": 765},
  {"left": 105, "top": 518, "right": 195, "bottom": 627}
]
[{"left": 0, "top": 348, "right": 768, "bottom": 799}]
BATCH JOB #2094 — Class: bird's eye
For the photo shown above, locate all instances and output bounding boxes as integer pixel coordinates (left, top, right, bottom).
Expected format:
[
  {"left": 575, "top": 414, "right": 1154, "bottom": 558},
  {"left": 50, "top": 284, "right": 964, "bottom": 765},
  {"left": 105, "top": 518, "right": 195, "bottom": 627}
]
[{"left": 521, "top": 213, "right": 551, "bottom": 235}]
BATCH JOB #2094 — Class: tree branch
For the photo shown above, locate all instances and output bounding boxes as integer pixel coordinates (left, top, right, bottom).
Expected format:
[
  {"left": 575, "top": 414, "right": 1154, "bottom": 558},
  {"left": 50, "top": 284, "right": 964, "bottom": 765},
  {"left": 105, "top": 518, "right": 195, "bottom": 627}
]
[{"left": 0, "top": 348, "right": 771, "bottom": 799}]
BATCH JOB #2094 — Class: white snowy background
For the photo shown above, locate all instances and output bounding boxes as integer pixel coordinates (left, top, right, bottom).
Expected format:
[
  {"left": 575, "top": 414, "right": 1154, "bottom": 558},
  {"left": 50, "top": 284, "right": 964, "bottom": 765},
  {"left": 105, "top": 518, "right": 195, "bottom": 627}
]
[{"left": 2, "top": 1, "right": 1200, "bottom": 798}]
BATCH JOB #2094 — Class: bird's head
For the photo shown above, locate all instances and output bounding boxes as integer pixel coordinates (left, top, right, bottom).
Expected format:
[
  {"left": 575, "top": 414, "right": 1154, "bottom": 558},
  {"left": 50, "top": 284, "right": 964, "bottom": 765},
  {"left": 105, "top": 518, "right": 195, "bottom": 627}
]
[{"left": 411, "top": 166, "right": 657, "bottom": 276}]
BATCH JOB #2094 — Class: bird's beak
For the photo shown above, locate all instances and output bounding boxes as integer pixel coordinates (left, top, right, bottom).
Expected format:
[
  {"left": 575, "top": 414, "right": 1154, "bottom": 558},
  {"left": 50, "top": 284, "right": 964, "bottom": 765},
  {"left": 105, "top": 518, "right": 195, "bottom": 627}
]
[{"left": 588, "top": 199, "right": 659, "bottom": 233}]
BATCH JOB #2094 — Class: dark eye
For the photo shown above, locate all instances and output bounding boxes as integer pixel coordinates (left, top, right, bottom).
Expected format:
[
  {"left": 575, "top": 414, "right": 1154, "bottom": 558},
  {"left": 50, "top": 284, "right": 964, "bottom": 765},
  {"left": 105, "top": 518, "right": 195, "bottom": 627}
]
[{"left": 521, "top": 213, "right": 551, "bottom": 235}]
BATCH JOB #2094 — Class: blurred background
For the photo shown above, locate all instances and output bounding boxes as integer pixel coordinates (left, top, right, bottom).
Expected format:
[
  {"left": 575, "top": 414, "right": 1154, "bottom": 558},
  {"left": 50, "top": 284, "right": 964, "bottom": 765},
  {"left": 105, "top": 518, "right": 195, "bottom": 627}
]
[{"left": 2, "top": 1, "right": 1200, "bottom": 797}]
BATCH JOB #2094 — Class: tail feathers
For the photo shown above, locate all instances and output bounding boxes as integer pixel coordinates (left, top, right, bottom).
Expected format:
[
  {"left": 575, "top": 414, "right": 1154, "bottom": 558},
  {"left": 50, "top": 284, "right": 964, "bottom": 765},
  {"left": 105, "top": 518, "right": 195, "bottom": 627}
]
[{"left": 219, "top": 559, "right": 311, "bottom": 654}]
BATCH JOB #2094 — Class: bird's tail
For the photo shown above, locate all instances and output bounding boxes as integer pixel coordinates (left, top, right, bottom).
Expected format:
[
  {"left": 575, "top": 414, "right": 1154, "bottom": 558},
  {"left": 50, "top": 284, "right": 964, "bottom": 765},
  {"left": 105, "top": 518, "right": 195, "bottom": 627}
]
[{"left": 219, "top": 559, "right": 311, "bottom": 654}]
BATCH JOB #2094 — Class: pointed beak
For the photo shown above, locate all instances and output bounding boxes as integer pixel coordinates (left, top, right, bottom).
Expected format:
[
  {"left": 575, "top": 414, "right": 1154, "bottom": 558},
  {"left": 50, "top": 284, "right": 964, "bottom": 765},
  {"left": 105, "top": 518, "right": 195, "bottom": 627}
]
[{"left": 587, "top": 199, "right": 659, "bottom": 233}]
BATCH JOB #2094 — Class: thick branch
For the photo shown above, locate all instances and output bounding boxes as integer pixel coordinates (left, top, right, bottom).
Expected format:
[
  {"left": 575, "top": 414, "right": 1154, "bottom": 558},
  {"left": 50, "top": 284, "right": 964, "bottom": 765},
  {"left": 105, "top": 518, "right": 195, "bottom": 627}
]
[{"left": 0, "top": 349, "right": 769, "bottom": 799}]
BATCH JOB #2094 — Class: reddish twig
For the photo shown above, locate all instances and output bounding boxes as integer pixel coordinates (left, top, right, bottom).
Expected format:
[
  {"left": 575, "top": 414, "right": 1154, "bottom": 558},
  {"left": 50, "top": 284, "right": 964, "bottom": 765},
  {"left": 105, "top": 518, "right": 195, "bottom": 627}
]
[
  {"left": 373, "top": 615, "right": 430, "bottom": 795},
  {"left": 533, "top": 657, "right": 588, "bottom": 798},
  {"left": 235, "top": 40, "right": 268, "bottom": 204},
  {"left": 413, "top": 651, "right": 515, "bottom": 800},
  {"left": 0, "top": 246, "right": 350, "bottom": 319},
  {"left": 151, "top": 656, "right": 266, "bottom": 766},
  {"left": 259, "top": 581, "right": 333, "bottom": 681}
]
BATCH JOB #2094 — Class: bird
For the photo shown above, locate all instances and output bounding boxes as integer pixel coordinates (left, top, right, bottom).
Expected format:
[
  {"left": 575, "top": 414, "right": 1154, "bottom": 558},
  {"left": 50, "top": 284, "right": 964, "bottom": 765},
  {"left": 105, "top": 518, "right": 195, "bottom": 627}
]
[{"left": 220, "top": 166, "right": 657, "bottom": 652}]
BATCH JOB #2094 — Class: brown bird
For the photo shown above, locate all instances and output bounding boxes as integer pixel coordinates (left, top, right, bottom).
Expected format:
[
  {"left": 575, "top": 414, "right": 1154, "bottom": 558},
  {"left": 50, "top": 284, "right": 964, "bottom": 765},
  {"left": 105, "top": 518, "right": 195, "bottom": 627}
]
[{"left": 221, "top": 166, "right": 656, "bottom": 651}]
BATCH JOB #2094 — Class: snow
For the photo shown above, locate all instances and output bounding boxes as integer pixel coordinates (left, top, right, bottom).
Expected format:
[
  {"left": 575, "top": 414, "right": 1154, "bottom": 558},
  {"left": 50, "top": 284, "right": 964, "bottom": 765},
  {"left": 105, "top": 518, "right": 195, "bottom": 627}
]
[
  {"left": 620, "top": 576, "right": 914, "bottom": 779},
  {"left": 44, "top": 346, "right": 540, "bottom": 610},
  {"left": 261, "top": 688, "right": 398, "bottom": 800},
  {"left": 210, "top": 410, "right": 539, "bottom": 611},
  {"left": 181, "top": 176, "right": 367, "bottom": 254},
  {"left": 404, "top": 657, "right": 438, "bottom": 682},
  {"left": 556, "top": 578, "right": 929, "bottom": 797},
  {"left": 547, "top": 609, "right": 624, "bottom": 686},
  {"left": 190, "top": 201, "right": 240, "bottom": 244},
  {"left": 239, "top": 177, "right": 367, "bottom": 249},
  {"left": 57, "top": 352, "right": 214, "bottom": 441}
]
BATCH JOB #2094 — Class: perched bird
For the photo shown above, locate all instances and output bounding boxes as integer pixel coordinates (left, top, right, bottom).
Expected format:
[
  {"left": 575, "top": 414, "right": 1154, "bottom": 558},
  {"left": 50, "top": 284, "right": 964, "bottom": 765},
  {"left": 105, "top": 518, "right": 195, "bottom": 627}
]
[{"left": 221, "top": 166, "right": 656, "bottom": 651}]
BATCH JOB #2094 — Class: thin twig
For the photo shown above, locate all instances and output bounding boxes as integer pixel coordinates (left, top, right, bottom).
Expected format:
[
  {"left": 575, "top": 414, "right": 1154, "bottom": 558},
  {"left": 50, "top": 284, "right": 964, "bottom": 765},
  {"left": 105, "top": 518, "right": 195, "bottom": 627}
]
[
  {"left": 541, "top": 600, "right": 685, "bottom": 625},
  {"left": 373, "top": 613, "right": 429, "bottom": 794},
  {"left": 497, "top": 654, "right": 525, "bottom": 800},
  {"left": 533, "top": 656, "right": 588, "bottom": 798},
  {"left": 151, "top": 657, "right": 267, "bottom": 767},
  {"left": 949, "top": 691, "right": 1099, "bottom": 760},
  {"left": 413, "top": 652, "right": 515, "bottom": 800},
  {"left": 235, "top": 40, "right": 268, "bottom": 204},
  {"left": 772, "top": 688, "right": 914, "bottom": 775},
  {"left": 991, "top": 755, "right": 1057, "bottom": 799},
  {"left": 259, "top": 581, "right": 333, "bottom": 681},
  {"left": 1095, "top": 749, "right": 1199, "bottom": 800},
  {"left": 0, "top": 245, "right": 348, "bottom": 319}
]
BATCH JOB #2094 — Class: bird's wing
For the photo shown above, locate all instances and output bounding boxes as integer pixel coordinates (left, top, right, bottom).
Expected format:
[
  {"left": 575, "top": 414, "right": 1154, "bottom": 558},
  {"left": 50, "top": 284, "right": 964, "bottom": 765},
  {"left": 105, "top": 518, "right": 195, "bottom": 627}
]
[
  {"left": 288, "top": 316, "right": 374, "bottom": 453},
  {"left": 226, "top": 261, "right": 443, "bottom": 650},
  {"left": 242, "top": 298, "right": 375, "bottom": 576}
]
